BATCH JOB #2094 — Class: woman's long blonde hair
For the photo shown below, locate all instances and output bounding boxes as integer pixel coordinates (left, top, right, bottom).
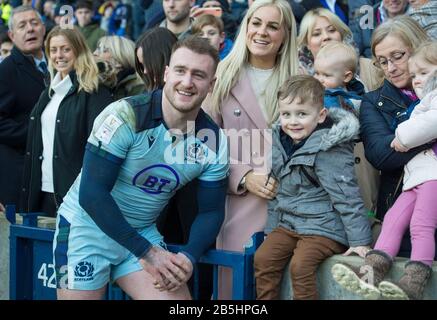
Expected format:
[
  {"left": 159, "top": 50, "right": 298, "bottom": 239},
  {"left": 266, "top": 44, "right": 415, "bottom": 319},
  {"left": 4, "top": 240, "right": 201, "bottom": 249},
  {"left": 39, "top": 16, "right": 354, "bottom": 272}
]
[
  {"left": 210, "top": 0, "right": 298, "bottom": 125},
  {"left": 45, "top": 26, "right": 99, "bottom": 93}
]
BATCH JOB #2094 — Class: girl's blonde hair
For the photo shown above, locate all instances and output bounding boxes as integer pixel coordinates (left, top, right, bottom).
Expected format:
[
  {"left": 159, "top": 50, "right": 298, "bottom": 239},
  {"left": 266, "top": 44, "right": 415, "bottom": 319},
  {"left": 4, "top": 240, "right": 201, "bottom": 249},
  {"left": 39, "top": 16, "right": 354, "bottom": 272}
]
[
  {"left": 96, "top": 35, "right": 137, "bottom": 70},
  {"left": 410, "top": 41, "right": 437, "bottom": 66},
  {"left": 211, "top": 0, "right": 298, "bottom": 125},
  {"left": 297, "top": 7, "right": 352, "bottom": 48},
  {"left": 411, "top": 41, "right": 437, "bottom": 97},
  {"left": 45, "top": 26, "right": 99, "bottom": 93},
  {"left": 371, "top": 15, "right": 429, "bottom": 59}
]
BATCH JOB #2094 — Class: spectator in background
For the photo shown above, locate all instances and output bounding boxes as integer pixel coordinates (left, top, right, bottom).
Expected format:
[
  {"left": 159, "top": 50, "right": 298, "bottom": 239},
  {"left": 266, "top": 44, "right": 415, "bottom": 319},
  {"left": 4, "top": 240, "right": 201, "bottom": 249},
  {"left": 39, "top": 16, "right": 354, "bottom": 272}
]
[
  {"left": 299, "top": 0, "right": 349, "bottom": 24},
  {"left": 75, "top": 0, "right": 106, "bottom": 51},
  {"left": 0, "top": 5, "right": 46, "bottom": 207},
  {"left": 94, "top": 35, "right": 144, "bottom": 100},
  {"left": 41, "top": 0, "right": 56, "bottom": 34},
  {"left": 407, "top": 0, "right": 437, "bottom": 39},
  {"left": 195, "top": 0, "right": 239, "bottom": 40},
  {"left": 0, "top": 31, "right": 12, "bottom": 62},
  {"left": 160, "top": 0, "right": 194, "bottom": 39},
  {"left": 20, "top": 26, "right": 112, "bottom": 217},
  {"left": 1, "top": 0, "right": 12, "bottom": 27},
  {"left": 134, "top": 27, "right": 177, "bottom": 91},
  {"left": 192, "top": 14, "right": 232, "bottom": 60},
  {"left": 297, "top": 7, "right": 354, "bottom": 75},
  {"left": 351, "top": 0, "right": 409, "bottom": 58}
]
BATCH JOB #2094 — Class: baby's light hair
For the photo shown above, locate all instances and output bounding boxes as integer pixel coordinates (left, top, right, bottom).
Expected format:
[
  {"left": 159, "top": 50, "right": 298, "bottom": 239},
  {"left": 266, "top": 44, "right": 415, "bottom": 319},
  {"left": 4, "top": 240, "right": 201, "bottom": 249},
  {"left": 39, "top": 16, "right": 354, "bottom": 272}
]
[
  {"left": 316, "top": 42, "right": 358, "bottom": 74},
  {"left": 410, "top": 41, "right": 437, "bottom": 67}
]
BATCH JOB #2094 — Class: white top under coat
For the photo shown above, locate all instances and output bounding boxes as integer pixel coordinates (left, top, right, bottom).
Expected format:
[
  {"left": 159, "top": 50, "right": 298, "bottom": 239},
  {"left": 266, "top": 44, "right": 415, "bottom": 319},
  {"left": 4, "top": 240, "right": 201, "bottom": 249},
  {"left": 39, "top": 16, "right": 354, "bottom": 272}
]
[{"left": 40, "top": 72, "right": 73, "bottom": 192}]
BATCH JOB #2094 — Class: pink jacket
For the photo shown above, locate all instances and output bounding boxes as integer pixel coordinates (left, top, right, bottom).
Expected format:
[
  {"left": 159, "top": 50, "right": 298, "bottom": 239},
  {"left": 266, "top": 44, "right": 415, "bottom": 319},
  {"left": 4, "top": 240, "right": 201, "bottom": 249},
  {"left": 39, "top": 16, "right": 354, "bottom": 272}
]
[
  {"left": 396, "top": 90, "right": 437, "bottom": 190},
  {"left": 203, "top": 70, "right": 272, "bottom": 299}
]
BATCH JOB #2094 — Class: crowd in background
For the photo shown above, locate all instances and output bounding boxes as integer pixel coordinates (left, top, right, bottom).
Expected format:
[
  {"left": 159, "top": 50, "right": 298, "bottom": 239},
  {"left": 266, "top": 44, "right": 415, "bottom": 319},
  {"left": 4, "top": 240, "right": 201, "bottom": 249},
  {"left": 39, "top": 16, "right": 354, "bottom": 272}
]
[{"left": 0, "top": 0, "right": 437, "bottom": 300}]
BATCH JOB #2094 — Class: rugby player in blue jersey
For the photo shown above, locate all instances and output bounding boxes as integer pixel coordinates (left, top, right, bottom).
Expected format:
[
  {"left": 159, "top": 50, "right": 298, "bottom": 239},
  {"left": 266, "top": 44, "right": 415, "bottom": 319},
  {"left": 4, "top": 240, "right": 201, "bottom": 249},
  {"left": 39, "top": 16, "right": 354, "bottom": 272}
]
[{"left": 53, "top": 36, "right": 229, "bottom": 300}]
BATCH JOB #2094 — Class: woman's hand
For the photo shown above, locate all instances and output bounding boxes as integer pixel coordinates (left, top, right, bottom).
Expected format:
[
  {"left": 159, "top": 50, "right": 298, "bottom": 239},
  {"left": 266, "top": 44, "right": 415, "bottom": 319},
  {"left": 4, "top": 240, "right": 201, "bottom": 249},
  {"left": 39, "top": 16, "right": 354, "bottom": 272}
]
[
  {"left": 245, "top": 172, "right": 278, "bottom": 200},
  {"left": 390, "top": 137, "right": 409, "bottom": 152}
]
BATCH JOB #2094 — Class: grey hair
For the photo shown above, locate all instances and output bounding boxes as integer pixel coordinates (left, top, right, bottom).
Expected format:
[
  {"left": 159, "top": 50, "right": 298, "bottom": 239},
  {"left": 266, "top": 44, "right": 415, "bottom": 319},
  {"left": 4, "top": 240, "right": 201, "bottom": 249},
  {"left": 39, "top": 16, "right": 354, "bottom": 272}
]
[
  {"left": 8, "top": 5, "right": 44, "bottom": 31},
  {"left": 423, "top": 70, "right": 437, "bottom": 97}
]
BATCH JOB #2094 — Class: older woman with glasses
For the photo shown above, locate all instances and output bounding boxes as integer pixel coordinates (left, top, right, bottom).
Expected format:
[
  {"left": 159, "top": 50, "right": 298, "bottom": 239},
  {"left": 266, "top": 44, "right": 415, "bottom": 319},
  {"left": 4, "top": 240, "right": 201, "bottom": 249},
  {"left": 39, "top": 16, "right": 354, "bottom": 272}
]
[{"left": 359, "top": 16, "right": 431, "bottom": 255}]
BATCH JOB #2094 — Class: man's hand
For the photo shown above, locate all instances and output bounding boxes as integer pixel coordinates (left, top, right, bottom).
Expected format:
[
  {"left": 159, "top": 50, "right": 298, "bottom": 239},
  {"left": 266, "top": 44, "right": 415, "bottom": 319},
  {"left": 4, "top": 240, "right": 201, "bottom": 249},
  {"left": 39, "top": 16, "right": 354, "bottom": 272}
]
[
  {"left": 390, "top": 137, "right": 409, "bottom": 152},
  {"left": 343, "top": 246, "right": 371, "bottom": 258},
  {"left": 139, "top": 246, "right": 190, "bottom": 292},
  {"left": 245, "top": 172, "right": 278, "bottom": 200},
  {"left": 0, "top": 202, "right": 4, "bottom": 213}
]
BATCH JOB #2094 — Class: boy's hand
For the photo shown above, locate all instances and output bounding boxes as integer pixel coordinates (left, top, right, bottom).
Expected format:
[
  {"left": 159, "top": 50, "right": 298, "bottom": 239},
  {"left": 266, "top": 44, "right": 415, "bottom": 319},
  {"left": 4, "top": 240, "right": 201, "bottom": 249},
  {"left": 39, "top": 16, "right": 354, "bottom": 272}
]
[
  {"left": 390, "top": 137, "right": 409, "bottom": 152},
  {"left": 245, "top": 172, "right": 278, "bottom": 200},
  {"left": 343, "top": 246, "right": 371, "bottom": 258}
]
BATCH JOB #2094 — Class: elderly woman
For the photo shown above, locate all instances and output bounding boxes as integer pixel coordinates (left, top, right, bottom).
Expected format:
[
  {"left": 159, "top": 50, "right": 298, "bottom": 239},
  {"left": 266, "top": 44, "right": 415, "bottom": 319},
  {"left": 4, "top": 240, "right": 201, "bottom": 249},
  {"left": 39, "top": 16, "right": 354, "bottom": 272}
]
[
  {"left": 94, "top": 35, "right": 144, "bottom": 100},
  {"left": 205, "top": 0, "right": 298, "bottom": 299},
  {"left": 20, "top": 26, "right": 112, "bottom": 217}
]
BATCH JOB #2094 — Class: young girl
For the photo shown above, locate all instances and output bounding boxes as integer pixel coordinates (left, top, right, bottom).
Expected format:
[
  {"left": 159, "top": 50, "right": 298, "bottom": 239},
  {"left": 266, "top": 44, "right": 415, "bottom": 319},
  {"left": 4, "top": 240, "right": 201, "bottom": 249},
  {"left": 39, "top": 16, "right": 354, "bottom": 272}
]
[{"left": 331, "top": 41, "right": 437, "bottom": 300}]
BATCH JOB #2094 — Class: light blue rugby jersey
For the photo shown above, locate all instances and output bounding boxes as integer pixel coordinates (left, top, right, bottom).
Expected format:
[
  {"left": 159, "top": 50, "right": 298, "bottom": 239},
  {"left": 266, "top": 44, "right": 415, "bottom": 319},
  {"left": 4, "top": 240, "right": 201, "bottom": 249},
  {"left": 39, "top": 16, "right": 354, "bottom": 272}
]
[{"left": 59, "top": 90, "right": 229, "bottom": 228}]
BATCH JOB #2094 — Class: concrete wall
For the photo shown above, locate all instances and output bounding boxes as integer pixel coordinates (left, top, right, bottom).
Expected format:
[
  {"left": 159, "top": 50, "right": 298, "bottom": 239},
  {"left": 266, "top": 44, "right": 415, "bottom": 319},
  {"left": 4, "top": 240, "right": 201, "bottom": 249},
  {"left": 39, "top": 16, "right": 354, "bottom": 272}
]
[
  {"left": 0, "top": 214, "right": 11, "bottom": 300},
  {"left": 280, "top": 254, "right": 437, "bottom": 300}
]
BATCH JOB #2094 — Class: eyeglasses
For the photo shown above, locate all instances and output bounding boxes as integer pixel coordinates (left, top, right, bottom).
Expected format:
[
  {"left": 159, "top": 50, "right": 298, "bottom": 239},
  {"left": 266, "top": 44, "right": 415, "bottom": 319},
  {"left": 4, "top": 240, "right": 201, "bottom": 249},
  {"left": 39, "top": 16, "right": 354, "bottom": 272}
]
[{"left": 373, "top": 51, "right": 409, "bottom": 70}]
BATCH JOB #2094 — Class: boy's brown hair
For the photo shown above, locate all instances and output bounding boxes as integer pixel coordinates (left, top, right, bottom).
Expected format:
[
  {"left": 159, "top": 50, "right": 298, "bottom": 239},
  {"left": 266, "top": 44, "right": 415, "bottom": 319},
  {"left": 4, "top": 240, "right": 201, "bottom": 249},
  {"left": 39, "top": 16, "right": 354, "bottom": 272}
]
[
  {"left": 278, "top": 75, "right": 324, "bottom": 108},
  {"left": 192, "top": 14, "right": 224, "bottom": 35}
]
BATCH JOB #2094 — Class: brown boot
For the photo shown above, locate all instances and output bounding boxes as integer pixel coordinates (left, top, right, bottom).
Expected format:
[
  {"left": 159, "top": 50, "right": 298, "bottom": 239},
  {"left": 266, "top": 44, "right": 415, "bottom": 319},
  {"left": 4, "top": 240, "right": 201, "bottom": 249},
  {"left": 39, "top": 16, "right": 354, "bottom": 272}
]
[
  {"left": 379, "top": 261, "right": 432, "bottom": 300},
  {"left": 331, "top": 250, "right": 392, "bottom": 300}
]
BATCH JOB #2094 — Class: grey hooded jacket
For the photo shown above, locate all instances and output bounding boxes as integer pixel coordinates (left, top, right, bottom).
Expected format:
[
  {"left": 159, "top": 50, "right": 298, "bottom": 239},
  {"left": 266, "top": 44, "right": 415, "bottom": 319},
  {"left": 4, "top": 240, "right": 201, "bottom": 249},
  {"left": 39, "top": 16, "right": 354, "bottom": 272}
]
[{"left": 266, "top": 108, "right": 372, "bottom": 247}]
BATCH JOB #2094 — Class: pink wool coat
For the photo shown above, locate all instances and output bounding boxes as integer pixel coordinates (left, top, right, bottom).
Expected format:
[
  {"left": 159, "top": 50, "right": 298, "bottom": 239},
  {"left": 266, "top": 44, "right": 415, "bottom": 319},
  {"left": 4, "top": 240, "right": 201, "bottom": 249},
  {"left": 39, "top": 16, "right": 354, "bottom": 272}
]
[{"left": 204, "top": 70, "right": 272, "bottom": 299}]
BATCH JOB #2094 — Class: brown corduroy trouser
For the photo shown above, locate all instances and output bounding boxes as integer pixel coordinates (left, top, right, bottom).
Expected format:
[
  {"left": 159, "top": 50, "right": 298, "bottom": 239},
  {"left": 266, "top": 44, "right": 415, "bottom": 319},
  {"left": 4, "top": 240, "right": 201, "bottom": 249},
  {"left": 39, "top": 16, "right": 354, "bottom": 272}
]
[{"left": 254, "top": 227, "right": 346, "bottom": 300}]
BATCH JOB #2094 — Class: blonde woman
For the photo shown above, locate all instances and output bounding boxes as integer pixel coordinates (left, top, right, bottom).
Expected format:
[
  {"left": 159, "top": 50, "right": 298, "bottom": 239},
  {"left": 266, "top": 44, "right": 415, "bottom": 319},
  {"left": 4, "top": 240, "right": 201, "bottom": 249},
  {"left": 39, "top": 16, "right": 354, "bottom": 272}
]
[
  {"left": 94, "top": 36, "right": 144, "bottom": 100},
  {"left": 205, "top": 0, "right": 298, "bottom": 299},
  {"left": 297, "top": 7, "right": 354, "bottom": 75},
  {"left": 20, "top": 26, "right": 113, "bottom": 217}
]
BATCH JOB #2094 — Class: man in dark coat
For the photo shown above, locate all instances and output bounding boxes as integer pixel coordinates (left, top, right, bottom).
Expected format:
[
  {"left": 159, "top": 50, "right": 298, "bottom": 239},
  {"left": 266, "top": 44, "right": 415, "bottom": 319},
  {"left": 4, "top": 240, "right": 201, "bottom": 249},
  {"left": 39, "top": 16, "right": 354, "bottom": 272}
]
[{"left": 0, "top": 5, "right": 46, "bottom": 207}]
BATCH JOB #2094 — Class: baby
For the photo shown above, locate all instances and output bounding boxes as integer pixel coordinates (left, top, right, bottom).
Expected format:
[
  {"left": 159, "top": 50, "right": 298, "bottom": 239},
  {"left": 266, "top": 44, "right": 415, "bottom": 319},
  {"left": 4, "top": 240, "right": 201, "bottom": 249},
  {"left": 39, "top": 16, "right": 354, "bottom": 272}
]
[{"left": 314, "top": 42, "right": 362, "bottom": 113}]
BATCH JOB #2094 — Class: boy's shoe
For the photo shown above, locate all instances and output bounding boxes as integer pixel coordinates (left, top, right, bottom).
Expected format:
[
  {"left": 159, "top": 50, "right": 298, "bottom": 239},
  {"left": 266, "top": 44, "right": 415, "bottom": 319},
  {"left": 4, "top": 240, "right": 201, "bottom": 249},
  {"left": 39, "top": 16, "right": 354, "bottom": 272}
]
[
  {"left": 331, "top": 250, "right": 392, "bottom": 300},
  {"left": 379, "top": 260, "right": 432, "bottom": 300}
]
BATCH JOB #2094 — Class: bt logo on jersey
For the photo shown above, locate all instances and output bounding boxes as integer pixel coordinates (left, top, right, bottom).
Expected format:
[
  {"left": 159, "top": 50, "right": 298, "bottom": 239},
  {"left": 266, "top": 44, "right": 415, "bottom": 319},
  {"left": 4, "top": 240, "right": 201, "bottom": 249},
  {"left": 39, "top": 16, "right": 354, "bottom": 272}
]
[{"left": 132, "top": 164, "right": 180, "bottom": 195}]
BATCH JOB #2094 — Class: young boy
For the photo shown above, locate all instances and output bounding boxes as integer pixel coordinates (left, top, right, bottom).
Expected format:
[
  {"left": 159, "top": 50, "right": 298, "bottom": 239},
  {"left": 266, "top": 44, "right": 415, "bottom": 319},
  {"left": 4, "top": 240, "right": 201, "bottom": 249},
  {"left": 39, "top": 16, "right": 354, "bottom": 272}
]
[
  {"left": 254, "top": 75, "right": 372, "bottom": 300},
  {"left": 192, "top": 14, "right": 233, "bottom": 60},
  {"left": 314, "top": 42, "right": 363, "bottom": 114}
]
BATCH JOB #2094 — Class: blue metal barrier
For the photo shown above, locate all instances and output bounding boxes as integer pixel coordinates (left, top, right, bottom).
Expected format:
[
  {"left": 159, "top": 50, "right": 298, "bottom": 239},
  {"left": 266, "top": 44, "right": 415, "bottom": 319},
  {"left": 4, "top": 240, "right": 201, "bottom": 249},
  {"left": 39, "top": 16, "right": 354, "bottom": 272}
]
[{"left": 7, "top": 208, "right": 263, "bottom": 300}]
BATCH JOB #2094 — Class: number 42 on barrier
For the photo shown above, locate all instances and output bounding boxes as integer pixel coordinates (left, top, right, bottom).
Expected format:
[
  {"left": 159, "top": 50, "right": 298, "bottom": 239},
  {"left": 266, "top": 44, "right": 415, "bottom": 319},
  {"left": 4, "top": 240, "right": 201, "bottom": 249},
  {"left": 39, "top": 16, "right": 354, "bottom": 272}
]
[{"left": 37, "top": 263, "right": 57, "bottom": 289}]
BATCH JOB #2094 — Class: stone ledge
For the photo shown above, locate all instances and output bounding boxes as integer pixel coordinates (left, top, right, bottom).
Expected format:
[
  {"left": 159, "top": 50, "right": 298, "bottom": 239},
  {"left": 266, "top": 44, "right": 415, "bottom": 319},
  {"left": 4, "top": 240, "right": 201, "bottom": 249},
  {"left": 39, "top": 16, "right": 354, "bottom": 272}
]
[{"left": 279, "top": 254, "right": 437, "bottom": 300}]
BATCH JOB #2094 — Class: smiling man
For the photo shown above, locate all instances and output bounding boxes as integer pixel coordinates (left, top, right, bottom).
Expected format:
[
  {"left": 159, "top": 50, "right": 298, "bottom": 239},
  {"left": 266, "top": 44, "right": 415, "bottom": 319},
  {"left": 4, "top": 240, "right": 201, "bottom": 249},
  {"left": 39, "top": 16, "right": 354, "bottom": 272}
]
[
  {"left": 0, "top": 5, "right": 46, "bottom": 207},
  {"left": 53, "top": 36, "right": 229, "bottom": 300}
]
